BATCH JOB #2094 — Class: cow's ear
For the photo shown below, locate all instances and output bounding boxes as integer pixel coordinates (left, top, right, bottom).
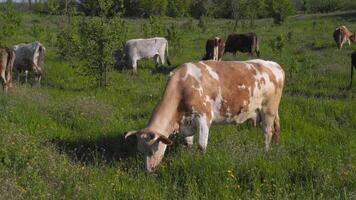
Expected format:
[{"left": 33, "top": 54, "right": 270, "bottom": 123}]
[
  {"left": 157, "top": 135, "right": 173, "bottom": 145},
  {"left": 125, "top": 130, "right": 138, "bottom": 139}
]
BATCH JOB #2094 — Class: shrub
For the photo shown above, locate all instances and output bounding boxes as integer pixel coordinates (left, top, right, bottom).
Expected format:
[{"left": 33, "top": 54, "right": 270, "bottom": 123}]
[
  {"left": 138, "top": 0, "right": 168, "bottom": 17},
  {"left": 267, "top": 0, "right": 295, "bottom": 25},
  {"left": 166, "top": 24, "right": 183, "bottom": 55},
  {"left": 269, "top": 34, "right": 285, "bottom": 55},
  {"left": 0, "top": 0, "right": 21, "bottom": 46},
  {"left": 306, "top": 0, "right": 342, "bottom": 13},
  {"left": 141, "top": 16, "right": 165, "bottom": 37},
  {"left": 167, "top": 0, "right": 189, "bottom": 17},
  {"left": 198, "top": 16, "right": 208, "bottom": 32}
]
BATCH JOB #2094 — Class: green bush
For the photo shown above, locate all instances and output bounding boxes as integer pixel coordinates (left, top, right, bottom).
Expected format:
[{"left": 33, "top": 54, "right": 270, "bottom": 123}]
[
  {"left": 0, "top": 0, "right": 21, "bottom": 46},
  {"left": 167, "top": 0, "right": 189, "bottom": 17},
  {"left": 138, "top": 0, "right": 168, "bottom": 17},
  {"left": 267, "top": 0, "right": 295, "bottom": 25},
  {"left": 306, "top": 0, "right": 342, "bottom": 13}
]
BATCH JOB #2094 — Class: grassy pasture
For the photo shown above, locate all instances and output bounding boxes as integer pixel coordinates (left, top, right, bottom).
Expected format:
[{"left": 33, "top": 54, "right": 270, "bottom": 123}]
[{"left": 0, "top": 11, "right": 355, "bottom": 199}]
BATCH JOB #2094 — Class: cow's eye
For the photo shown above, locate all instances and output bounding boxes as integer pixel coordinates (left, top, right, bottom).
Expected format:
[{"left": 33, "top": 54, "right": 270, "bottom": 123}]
[{"left": 147, "top": 133, "right": 155, "bottom": 140}]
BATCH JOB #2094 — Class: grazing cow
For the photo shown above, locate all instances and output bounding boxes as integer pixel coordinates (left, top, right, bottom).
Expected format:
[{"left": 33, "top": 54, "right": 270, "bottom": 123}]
[
  {"left": 350, "top": 51, "right": 356, "bottom": 88},
  {"left": 202, "top": 37, "right": 225, "bottom": 61},
  {"left": 225, "top": 33, "right": 260, "bottom": 57},
  {"left": 13, "top": 41, "right": 46, "bottom": 85},
  {"left": 113, "top": 37, "right": 170, "bottom": 73},
  {"left": 126, "top": 59, "right": 285, "bottom": 172},
  {"left": 0, "top": 47, "right": 15, "bottom": 92},
  {"left": 333, "top": 26, "right": 356, "bottom": 49}
]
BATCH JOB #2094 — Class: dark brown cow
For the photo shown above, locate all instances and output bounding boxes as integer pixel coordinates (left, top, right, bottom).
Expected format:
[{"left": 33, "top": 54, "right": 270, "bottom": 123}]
[
  {"left": 0, "top": 47, "right": 15, "bottom": 92},
  {"left": 202, "top": 37, "right": 225, "bottom": 61},
  {"left": 333, "top": 26, "right": 356, "bottom": 49},
  {"left": 225, "top": 33, "right": 260, "bottom": 57},
  {"left": 126, "top": 59, "right": 284, "bottom": 172},
  {"left": 350, "top": 51, "right": 356, "bottom": 88}
]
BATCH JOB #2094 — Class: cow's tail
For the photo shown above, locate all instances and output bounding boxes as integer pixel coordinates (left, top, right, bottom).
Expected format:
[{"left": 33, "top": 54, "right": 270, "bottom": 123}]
[{"left": 166, "top": 41, "right": 171, "bottom": 66}]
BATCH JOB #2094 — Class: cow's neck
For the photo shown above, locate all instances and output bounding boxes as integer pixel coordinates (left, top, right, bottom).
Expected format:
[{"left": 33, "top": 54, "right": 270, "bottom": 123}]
[{"left": 147, "top": 77, "right": 182, "bottom": 137}]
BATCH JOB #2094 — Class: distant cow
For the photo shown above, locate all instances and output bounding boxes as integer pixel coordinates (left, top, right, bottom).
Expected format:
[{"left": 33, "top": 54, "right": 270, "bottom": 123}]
[
  {"left": 350, "top": 51, "right": 356, "bottom": 88},
  {"left": 13, "top": 41, "right": 46, "bottom": 85},
  {"left": 225, "top": 33, "right": 260, "bottom": 57},
  {"left": 113, "top": 37, "right": 170, "bottom": 73},
  {"left": 202, "top": 37, "right": 225, "bottom": 61},
  {"left": 126, "top": 59, "right": 285, "bottom": 172},
  {"left": 333, "top": 26, "right": 356, "bottom": 49},
  {"left": 0, "top": 47, "right": 15, "bottom": 92}
]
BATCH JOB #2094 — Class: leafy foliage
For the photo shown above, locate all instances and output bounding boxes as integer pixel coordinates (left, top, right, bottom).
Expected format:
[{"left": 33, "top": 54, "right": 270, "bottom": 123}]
[
  {"left": 267, "top": 0, "right": 295, "bottom": 24},
  {"left": 0, "top": 0, "right": 21, "bottom": 46}
]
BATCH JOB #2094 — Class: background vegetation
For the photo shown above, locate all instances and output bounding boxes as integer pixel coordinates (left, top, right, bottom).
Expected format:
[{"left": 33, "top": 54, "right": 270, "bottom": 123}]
[{"left": 0, "top": 0, "right": 355, "bottom": 199}]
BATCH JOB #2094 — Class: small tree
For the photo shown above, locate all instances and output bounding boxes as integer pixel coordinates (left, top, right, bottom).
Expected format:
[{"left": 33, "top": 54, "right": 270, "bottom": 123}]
[
  {"left": 0, "top": 0, "right": 21, "bottom": 46},
  {"left": 56, "top": 0, "right": 127, "bottom": 87},
  {"left": 267, "top": 0, "right": 294, "bottom": 25}
]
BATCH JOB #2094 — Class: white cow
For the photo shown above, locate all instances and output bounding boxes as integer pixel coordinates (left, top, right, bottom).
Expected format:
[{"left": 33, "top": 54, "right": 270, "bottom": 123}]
[
  {"left": 126, "top": 59, "right": 285, "bottom": 172},
  {"left": 13, "top": 41, "right": 46, "bottom": 85},
  {"left": 113, "top": 37, "right": 170, "bottom": 73}
]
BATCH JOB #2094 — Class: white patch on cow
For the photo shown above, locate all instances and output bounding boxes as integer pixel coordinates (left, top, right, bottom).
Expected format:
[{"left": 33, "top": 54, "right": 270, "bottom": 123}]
[
  {"left": 169, "top": 71, "right": 174, "bottom": 77},
  {"left": 204, "top": 87, "right": 225, "bottom": 123},
  {"left": 199, "top": 61, "right": 219, "bottom": 80},
  {"left": 247, "top": 59, "right": 284, "bottom": 82},
  {"left": 182, "top": 63, "right": 202, "bottom": 83},
  {"left": 238, "top": 84, "right": 246, "bottom": 89},
  {"left": 192, "top": 85, "right": 203, "bottom": 96}
]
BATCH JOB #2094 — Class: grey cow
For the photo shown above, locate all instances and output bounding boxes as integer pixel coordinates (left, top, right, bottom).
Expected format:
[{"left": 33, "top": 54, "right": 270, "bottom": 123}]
[
  {"left": 13, "top": 41, "right": 46, "bottom": 85},
  {"left": 113, "top": 37, "right": 170, "bottom": 73}
]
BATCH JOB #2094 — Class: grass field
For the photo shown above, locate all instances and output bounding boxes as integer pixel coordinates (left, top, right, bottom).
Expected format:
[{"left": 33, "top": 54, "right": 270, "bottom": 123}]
[{"left": 0, "top": 11, "right": 355, "bottom": 199}]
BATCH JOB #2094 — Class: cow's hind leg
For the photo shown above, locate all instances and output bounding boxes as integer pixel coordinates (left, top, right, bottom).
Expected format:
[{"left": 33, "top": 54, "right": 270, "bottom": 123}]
[
  {"left": 261, "top": 112, "right": 275, "bottom": 151},
  {"left": 272, "top": 113, "right": 280, "bottom": 144}
]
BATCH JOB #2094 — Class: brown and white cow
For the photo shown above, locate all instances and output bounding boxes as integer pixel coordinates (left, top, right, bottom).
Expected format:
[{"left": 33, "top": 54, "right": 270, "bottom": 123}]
[
  {"left": 333, "top": 26, "right": 356, "bottom": 49},
  {"left": 202, "top": 37, "right": 225, "bottom": 61},
  {"left": 126, "top": 59, "right": 285, "bottom": 172},
  {"left": 0, "top": 47, "right": 15, "bottom": 92}
]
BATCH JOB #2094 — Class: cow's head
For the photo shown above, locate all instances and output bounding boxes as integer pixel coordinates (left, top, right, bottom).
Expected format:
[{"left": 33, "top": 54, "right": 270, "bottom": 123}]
[
  {"left": 125, "top": 129, "right": 172, "bottom": 172},
  {"left": 112, "top": 48, "right": 126, "bottom": 69}
]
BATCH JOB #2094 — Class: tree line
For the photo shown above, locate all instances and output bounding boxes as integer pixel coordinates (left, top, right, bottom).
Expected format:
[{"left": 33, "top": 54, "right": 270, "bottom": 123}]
[{"left": 18, "top": 0, "right": 356, "bottom": 19}]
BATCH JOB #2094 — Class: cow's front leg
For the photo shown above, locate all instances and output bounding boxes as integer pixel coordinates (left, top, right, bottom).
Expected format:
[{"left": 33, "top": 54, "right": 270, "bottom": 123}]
[
  {"left": 197, "top": 114, "right": 210, "bottom": 152},
  {"left": 132, "top": 59, "right": 138, "bottom": 73}
]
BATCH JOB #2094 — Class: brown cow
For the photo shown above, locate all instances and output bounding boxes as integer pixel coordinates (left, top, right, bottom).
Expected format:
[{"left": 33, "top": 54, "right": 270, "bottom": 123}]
[
  {"left": 0, "top": 47, "right": 15, "bottom": 92},
  {"left": 333, "top": 26, "right": 356, "bottom": 49},
  {"left": 225, "top": 33, "right": 260, "bottom": 57},
  {"left": 350, "top": 51, "right": 356, "bottom": 88},
  {"left": 126, "top": 59, "right": 285, "bottom": 172},
  {"left": 202, "top": 37, "right": 225, "bottom": 61}
]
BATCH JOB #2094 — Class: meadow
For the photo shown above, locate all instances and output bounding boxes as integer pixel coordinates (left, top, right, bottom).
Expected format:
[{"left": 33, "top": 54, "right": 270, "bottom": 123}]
[{"left": 0, "top": 11, "right": 355, "bottom": 199}]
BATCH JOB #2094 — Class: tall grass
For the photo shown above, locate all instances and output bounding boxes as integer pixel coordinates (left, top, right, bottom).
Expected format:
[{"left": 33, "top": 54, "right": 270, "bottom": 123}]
[{"left": 0, "top": 12, "right": 355, "bottom": 199}]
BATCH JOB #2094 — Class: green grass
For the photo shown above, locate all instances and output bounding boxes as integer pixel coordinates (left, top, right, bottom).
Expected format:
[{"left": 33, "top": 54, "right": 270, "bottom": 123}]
[{"left": 0, "top": 12, "right": 355, "bottom": 199}]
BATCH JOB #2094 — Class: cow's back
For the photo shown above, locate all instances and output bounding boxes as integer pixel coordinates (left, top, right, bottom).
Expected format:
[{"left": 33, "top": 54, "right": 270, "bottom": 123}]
[
  {"left": 225, "top": 33, "right": 254, "bottom": 53},
  {"left": 173, "top": 60, "right": 284, "bottom": 124},
  {"left": 125, "top": 37, "right": 167, "bottom": 58}
]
